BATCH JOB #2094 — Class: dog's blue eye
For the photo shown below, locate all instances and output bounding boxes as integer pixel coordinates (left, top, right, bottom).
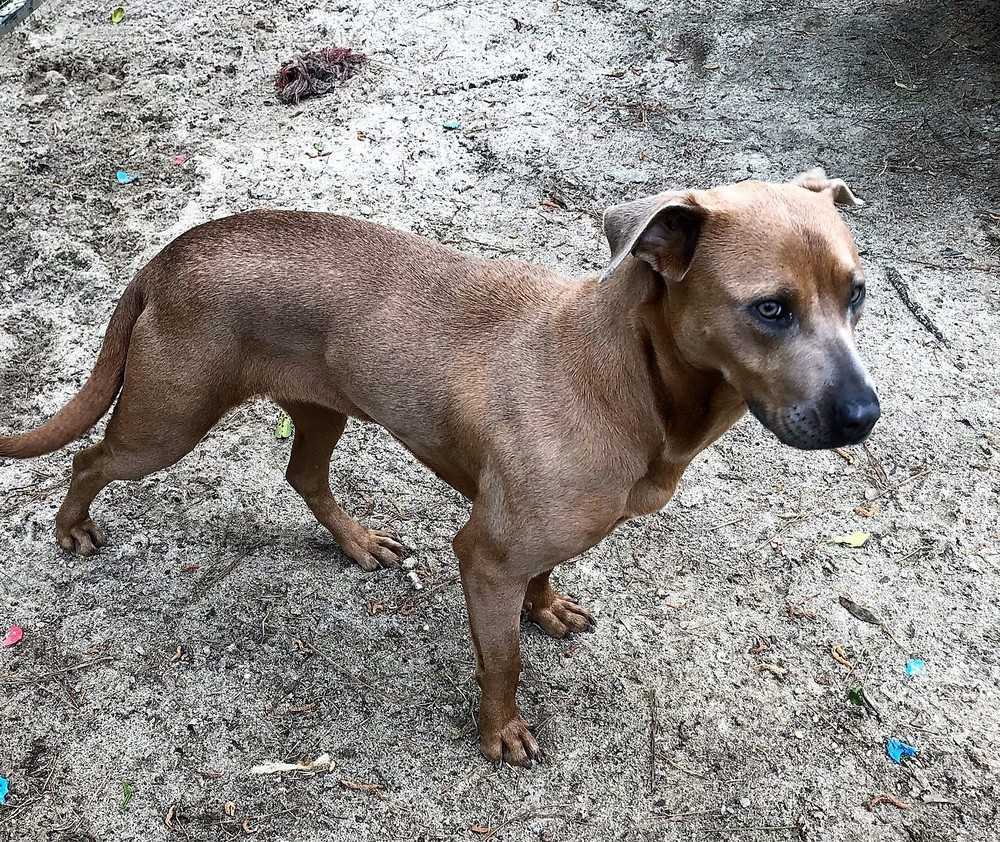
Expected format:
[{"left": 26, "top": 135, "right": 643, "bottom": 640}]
[
  {"left": 755, "top": 300, "right": 788, "bottom": 321},
  {"left": 850, "top": 284, "right": 865, "bottom": 307}
]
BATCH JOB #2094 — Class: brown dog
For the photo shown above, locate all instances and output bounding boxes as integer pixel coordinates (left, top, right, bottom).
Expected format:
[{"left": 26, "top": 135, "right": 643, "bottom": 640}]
[{"left": 1, "top": 168, "right": 878, "bottom": 765}]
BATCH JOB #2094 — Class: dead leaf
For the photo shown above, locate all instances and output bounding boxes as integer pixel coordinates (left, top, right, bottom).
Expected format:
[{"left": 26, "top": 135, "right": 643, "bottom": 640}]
[
  {"left": 854, "top": 503, "right": 880, "bottom": 518},
  {"left": 834, "top": 447, "right": 856, "bottom": 464},
  {"left": 866, "top": 793, "right": 909, "bottom": 811},
  {"left": 339, "top": 777, "right": 384, "bottom": 798},
  {"left": 787, "top": 599, "right": 816, "bottom": 620},
  {"left": 839, "top": 595, "right": 881, "bottom": 625},
  {"left": 831, "top": 644, "right": 853, "bottom": 669}
]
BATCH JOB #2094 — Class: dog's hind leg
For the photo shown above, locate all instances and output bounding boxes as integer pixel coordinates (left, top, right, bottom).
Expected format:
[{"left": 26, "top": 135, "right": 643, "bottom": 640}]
[
  {"left": 55, "top": 326, "right": 234, "bottom": 555},
  {"left": 54, "top": 441, "right": 115, "bottom": 555},
  {"left": 523, "top": 569, "right": 596, "bottom": 638},
  {"left": 280, "top": 401, "right": 404, "bottom": 571},
  {"left": 55, "top": 393, "right": 230, "bottom": 555}
]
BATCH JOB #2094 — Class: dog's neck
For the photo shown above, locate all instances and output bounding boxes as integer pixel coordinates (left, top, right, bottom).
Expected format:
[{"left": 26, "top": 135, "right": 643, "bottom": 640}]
[{"left": 559, "top": 263, "right": 746, "bottom": 465}]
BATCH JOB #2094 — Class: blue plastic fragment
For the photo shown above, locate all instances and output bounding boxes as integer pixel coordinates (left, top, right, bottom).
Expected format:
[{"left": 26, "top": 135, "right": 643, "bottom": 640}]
[
  {"left": 115, "top": 169, "right": 139, "bottom": 184},
  {"left": 905, "top": 658, "right": 925, "bottom": 676},
  {"left": 0, "top": 775, "right": 8, "bottom": 805},
  {"left": 442, "top": 119, "right": 461, "bottom": 130},
  {"left": 886, "top": 738, "right": 918, "bottom": 764}
]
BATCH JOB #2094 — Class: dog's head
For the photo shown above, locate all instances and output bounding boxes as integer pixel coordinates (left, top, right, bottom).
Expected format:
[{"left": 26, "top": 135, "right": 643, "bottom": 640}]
[{"left": 602, "top": 168, "right": 879, "bottom": 450}]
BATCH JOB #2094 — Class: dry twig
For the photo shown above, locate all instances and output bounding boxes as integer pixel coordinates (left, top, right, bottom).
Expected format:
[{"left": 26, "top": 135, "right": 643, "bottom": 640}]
[
  {"left": 2, "top": 657, "right": 115, "bottom": 686},
  {"left": 884, "top": 267, "right": 949, "bottom": 345},
  {"left": 648, "top": 688, "right": 658, "bottom": 793},
  {"left": 866, "top": 793, "right": 909, "bottom": 811}
]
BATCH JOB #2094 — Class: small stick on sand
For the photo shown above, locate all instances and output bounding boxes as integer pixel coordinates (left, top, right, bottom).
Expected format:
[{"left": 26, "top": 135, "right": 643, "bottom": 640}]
[
  {"left": 885, "top": 266, "right": 949, "bottom": 346},
  {"left": 649, "top": 688, "right": 658, "bottom": 794}
]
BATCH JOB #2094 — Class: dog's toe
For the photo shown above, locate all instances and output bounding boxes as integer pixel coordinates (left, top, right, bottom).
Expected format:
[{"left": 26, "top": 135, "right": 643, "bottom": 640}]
[
  {"left": 56, "top": 519, "right": 108, "bottom": 557},
  {"left": 373, "top": 545, "right": 400, "bottom": 567},
  {"left": 532, "top": 609, "right": 570, "bottom": 638},
  {"left": 361, "top": 554, "right": 382, "bottom": 572},
  {"left": 480, "top": 715, "right": 542, "bottom": 769},
  {"left": 342, "top": 528, "right": 407, "bottom": 571},
  {"left": 90, "top": 522, "right": 109, "bottom": 547},
  {"left": 529, "top": 596, "right": 596, "bottom": 638},
  {"left": 373, "top": 534, "right": 404, "bottom": 565},
  {"left": 372, "top": 529, "right": 404, "bottom": 549}
]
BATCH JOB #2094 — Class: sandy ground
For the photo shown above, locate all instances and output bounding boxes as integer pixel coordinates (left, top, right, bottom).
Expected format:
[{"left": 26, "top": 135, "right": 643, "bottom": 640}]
[{"left": 1, "top": 1, "right": 998, "bottom": 840}]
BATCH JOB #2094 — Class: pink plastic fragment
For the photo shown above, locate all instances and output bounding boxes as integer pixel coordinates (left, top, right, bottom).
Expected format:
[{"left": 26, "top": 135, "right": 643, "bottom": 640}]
[
  {"left": 172, "top": 153, "right": 189, "bottom": 166},
  {"left": 1, "top": 624, "right": 23, "bottom": 648}
]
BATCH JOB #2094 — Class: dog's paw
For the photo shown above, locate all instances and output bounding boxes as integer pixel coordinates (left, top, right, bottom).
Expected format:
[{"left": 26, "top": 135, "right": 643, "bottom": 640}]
[
  {"left": 341, "top": 528, "right": 405, "bottom": 572},
  {"left": 480, "top": 714, "right": 543, "bottom": 768},
  {"left": 55, "top": 518, "right": 108, "bottom": 557},
  {"left": 528, "top": 595, "right": 596, "bottom": 639}
]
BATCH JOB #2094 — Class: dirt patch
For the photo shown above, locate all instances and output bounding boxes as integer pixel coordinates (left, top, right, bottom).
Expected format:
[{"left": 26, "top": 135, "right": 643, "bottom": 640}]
[{"left": 1, "top": 1, "right": 997, "bottom": 840}]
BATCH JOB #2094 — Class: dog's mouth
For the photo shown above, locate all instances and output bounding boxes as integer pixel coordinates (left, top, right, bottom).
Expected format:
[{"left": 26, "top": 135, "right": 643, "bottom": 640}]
[
  {"left": 748, "top": 399, "right": 879, "bottom": 451},
  {"left": 748, "top": 402, "right": 830, "bottom": 450}
]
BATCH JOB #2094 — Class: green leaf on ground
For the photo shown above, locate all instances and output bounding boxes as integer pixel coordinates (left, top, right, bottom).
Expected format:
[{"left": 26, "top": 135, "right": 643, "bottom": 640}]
[
  {"left": 274, "top": 413, "right": 293, "bottom": 439},
  {"left": 832, "top": 531, "right": 870, "bottom": 548},
  {"left": 121, "top": 781, "right": 134, "bottom": 812}
]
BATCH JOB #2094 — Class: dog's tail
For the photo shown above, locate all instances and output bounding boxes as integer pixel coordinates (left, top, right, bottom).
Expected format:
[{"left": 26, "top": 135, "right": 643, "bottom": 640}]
[{"left": 0, "top": 278, "right": 145, "bottom": 459}]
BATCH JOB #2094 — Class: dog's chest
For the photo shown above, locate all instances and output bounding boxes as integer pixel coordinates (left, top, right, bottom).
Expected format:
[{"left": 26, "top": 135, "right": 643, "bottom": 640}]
[{"left": 624, "top": 457, "right": 685, "bottom": 518}]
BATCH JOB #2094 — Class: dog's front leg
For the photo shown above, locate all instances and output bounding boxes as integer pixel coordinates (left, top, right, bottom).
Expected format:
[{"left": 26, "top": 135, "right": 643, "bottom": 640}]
[{"left": 453, "top": 519, "right": 541, "bottom": 767}]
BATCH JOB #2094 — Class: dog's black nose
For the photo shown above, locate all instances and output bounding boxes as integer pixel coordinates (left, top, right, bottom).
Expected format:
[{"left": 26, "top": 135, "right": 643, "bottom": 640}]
[{"left": 834, "top": 393, "right": 881, "bottom": 443}]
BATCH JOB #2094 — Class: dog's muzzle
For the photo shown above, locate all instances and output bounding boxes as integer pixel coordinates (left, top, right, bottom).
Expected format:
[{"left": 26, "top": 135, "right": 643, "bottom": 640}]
[{"left": 749, "top": 389, "right": 880, "bottom": 450}]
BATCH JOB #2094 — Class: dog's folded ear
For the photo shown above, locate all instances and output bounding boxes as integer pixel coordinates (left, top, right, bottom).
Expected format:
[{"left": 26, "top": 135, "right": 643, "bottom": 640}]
[
  {"left": 793, "top": 167, "right": 864, "bottom": 207},
  {"left": 601, "top": 192, "right": 707, "bottom": 283}
]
